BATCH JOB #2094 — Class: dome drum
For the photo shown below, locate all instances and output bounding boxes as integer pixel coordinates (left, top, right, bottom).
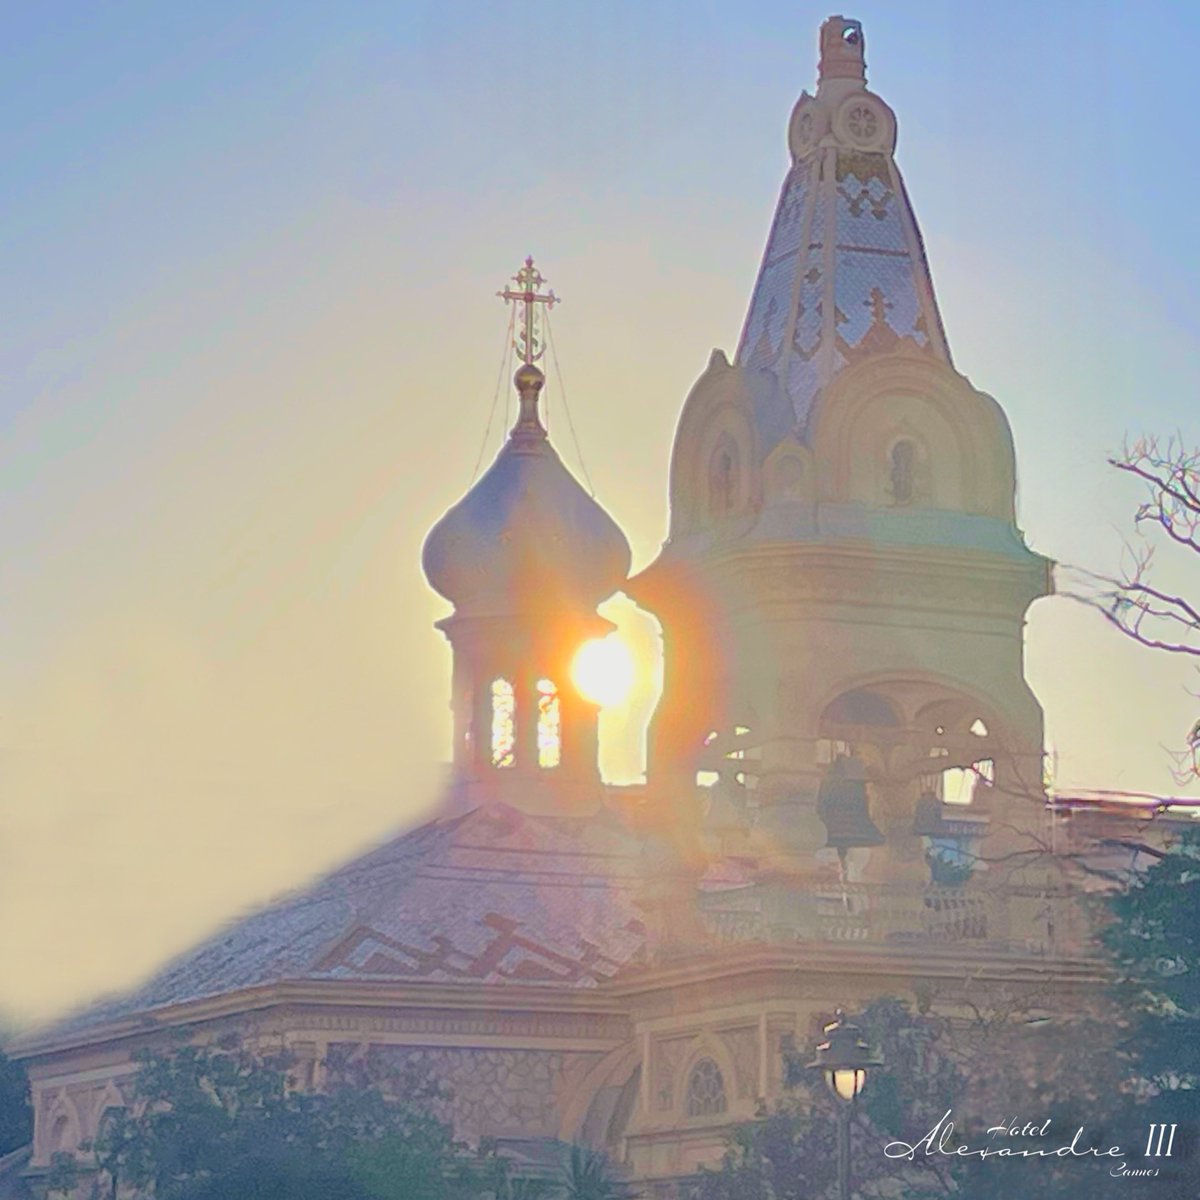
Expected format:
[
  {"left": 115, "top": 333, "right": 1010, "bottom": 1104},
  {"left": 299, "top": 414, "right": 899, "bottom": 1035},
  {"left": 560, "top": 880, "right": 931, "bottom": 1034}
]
[{"left": 424, "top": 364, "right": 630, "bottom": 803}]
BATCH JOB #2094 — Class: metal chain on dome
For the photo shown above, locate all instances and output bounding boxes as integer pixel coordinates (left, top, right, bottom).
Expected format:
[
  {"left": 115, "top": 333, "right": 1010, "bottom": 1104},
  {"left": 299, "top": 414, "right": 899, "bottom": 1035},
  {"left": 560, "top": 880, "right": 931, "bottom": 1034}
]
[
  {"left": 543, "top": 307, "right": 595, "bottom": 497},
  {"left": 470, "top": 303, "right": 517, "bottom": 484}
]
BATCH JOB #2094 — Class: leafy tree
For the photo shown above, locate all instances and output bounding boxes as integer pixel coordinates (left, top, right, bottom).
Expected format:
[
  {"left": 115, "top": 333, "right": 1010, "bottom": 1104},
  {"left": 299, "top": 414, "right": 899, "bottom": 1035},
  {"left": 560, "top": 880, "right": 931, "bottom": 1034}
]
[
  {"left": 0, "top": 1045, "right": 32, "bottom": 1158},
  {"left": 1096, "top": 824, "right": 1200, "bottom": 1196},
  {"left": 561, "top": 1145, "right": 636, "bottom": 1200},
  {"left": 697, "top": 999, "right": 960, "bottom": 1200},
  {"left": 45, "top": 1036, "right": 533, "bottom": 1200},
  {"left": 696, "top": 997, "right": 1133, "bottom": 1200}
]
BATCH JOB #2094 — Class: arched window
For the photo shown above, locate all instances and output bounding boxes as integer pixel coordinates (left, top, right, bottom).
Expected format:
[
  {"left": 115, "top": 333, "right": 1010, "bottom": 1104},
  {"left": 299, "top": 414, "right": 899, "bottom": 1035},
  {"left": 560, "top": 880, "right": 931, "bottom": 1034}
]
[
  {"left": 536, "top": 678, "right": 561, "bottom": 769},
  {"left": 889, "top": 439, "right": 916, "bottom": 504},
  {"left": 490, "top": 679, "right": 515, "bottom": 768},
  {"left": 709, "top": 445, "right": 738, "bottom": 516},
  {"left": 822, "top": 689, "right": 901, "bottom": 728},
  {"left": 685, "top": 1058, "right": 727, "bottom": 1117}
]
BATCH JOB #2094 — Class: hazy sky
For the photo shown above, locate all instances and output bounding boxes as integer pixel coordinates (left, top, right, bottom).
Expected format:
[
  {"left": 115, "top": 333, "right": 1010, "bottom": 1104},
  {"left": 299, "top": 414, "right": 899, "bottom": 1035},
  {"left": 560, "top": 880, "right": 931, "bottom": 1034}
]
[{"left": 4, "top": 1, "right": 1200, "bottom": 1027}]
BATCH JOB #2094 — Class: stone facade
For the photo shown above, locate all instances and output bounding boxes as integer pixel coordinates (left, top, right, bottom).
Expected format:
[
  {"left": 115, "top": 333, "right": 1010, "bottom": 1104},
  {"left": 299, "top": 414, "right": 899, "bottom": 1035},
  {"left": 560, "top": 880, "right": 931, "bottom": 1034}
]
[{"left": 359, "top": 1044, "right": 601, "bottom": 1141}]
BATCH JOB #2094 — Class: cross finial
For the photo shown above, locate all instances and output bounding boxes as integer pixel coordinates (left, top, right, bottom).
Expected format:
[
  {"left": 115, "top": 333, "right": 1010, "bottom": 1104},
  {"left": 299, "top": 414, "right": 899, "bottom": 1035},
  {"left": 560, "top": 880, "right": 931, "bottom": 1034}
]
[
  {"left": 867, "top": 286, "right": 892, "bottom": 326},
  {"left": 498, "top": 256, "right": 559, "bottom": 365}
]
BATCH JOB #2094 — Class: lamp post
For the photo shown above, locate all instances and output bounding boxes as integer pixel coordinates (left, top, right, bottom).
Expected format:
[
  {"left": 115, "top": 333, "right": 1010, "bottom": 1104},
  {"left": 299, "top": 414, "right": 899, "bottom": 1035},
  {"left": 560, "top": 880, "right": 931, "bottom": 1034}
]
[{"left": 807, "top": 1010, "right": 881, "bottom": 1200}]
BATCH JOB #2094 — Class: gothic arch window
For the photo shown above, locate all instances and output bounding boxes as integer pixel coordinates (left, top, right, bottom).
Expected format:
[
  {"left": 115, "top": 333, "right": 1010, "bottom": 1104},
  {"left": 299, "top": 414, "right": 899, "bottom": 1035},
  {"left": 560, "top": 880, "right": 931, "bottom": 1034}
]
[
  {"left": 490, "top": 678, "right": 516, "bottom": 768},
  {"left": 889, "top": 438, "right": 917, "bottom": 505},
  {"left": 536, "top": 678, "right": 561, "bottom": 769},
  {"left": 708, "top": 443, "right": 739, "bottom": 517},
  {"left": 685, "top": 1058, "right": 727, "bottom": 1117}
]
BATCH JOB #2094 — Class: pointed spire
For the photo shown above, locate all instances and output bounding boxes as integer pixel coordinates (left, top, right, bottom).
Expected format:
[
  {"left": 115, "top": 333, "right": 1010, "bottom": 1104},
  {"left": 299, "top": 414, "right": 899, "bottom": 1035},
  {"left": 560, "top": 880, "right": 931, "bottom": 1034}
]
[
  {"left": 735, "top": 16, "right": 951, "bottom": 451},
  {"left": 818, "top": 15, "right": 866, "bottom": 88}
]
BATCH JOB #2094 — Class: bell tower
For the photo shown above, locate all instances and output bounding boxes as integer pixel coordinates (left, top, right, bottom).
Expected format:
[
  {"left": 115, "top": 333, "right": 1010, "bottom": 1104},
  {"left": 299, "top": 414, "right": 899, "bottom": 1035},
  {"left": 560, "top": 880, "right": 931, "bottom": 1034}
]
[
  {"left": 631, "top": 17, "right": 1052, "bottom": 872},
  {"left": 423, "top": 261, "right": 632, "bottom": 813}
]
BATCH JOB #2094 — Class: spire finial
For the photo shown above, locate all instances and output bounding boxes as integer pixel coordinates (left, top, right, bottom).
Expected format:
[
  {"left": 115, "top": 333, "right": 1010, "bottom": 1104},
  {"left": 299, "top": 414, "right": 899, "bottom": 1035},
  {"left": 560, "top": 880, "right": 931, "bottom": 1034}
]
[
  {"left": 498, "top": 256, "right": 559, "bottom": 366},
  {"left": 818, "top": 15, "right": 866, "bottom": 87},
  {"left": 511, "top": 361, "right": 547, "bottom": 439}
]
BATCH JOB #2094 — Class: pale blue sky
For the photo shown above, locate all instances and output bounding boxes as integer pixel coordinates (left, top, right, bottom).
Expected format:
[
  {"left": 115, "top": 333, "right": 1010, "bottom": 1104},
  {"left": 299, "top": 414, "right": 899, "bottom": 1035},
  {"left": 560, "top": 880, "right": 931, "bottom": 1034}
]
[{"left": 3, "top": 2, "right": 1200, "bottom": 1023}]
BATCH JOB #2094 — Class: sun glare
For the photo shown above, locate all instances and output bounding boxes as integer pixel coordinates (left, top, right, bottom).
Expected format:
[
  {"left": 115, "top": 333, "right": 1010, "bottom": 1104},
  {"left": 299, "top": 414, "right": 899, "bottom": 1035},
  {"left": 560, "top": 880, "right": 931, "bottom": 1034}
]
[{"left": 572, "top": 637, "right": 635, "bottom": 707}]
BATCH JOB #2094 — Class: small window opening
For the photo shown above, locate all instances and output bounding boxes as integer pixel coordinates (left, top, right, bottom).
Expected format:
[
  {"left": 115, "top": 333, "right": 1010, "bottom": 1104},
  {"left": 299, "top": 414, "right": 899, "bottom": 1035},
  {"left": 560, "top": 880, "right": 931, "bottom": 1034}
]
[
  {"left": 817, "top": 738, "right": 853, "bottom": 765},
  {"left": 709, "top": 447, "right": 738, "bottom": 516},
  {"left": 890, "top": 439, "right": 916, "bottom": 504},
  {"left": 536, "top": 678, "right": 561, "bottom": 769},
  {"left": 491, "top": 679, "right": 516, "bottom": 768}
]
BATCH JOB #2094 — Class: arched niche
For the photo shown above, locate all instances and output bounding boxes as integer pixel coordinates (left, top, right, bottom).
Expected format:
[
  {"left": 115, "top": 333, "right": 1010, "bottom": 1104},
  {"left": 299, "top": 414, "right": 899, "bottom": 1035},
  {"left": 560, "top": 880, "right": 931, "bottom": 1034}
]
[
  {"left": 822, "top": 689, "right": 902, "bottom": 729},
  {"left": 884, "top": 431, "right": 925, "bottom": 505},
  {"left": 41, "top": 1092, "right": 82, "bottom": 1160},
  {"left": 811, "top": 672, "right": 1029, "bottom": 789},
  {"left": 668, "top": 352, "right": 761, "bottom": 536},
  {"left": 763, "top": 437, "right": 815, "bottom": 504},
  {"left": 915, "top": 696, "right": 1003, "bottom": 748},
  {"left": 707, "top": 434, "right": 742, "bottom": 520},
  {"left": 866, "top": 408, "right": 954, "bottom": 509},
  {"left": 807, "top": 354, "right": 1017, "bottom": 519}
]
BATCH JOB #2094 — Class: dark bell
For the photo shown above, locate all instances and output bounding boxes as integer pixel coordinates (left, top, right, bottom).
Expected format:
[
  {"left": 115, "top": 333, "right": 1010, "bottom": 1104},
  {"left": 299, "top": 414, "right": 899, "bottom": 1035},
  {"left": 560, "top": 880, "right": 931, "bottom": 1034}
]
[
  {"left": 911, "top": 791, "right": 948, "bottom": 837},
  {"left": 817, "top": 755, "right": 885, "bottom": 850}
]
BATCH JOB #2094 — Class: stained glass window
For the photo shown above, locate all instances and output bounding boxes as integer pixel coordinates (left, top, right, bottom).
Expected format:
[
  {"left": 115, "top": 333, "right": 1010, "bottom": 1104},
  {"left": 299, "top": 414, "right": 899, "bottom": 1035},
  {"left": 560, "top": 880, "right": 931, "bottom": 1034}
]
[
  {"left": 536, "top": 678, "right": 561, "bottom": 769},
  {"left": 491, "top": 679, "right": 515, "bottom": 768}
]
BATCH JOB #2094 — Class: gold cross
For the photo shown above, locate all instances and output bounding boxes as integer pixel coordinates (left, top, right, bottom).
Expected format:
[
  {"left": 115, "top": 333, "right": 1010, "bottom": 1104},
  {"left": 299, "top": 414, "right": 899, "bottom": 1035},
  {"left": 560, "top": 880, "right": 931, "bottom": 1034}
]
[{"left": 497, "top": 256, "right": 559, "bottom": 364}]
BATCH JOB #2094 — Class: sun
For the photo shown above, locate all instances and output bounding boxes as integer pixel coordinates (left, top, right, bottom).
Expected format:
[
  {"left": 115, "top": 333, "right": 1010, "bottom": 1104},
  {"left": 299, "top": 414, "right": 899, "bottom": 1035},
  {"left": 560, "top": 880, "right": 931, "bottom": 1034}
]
[{"left": 571, "top": 636, "right": 635, "bottom": 707}]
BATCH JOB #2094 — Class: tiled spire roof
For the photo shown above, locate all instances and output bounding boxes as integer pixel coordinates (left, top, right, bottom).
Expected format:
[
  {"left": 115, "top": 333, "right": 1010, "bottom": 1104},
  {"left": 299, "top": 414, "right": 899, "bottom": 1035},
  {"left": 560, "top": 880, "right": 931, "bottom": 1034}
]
[{"left": 736, "top": 15, "right": 951, "bottom": 446}]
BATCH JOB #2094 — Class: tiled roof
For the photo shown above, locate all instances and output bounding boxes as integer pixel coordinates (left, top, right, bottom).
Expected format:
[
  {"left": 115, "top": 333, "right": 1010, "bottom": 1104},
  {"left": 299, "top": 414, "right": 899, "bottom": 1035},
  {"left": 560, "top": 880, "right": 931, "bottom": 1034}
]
[{"left": 51, "top": 804, "right": 649, "bottom": 1038}]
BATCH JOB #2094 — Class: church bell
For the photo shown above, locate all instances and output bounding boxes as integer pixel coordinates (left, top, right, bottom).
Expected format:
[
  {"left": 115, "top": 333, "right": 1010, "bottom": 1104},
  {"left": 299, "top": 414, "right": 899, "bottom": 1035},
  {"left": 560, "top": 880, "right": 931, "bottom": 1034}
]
[{"left": 817, "top": 755, "right": 885, "bottom": 851}]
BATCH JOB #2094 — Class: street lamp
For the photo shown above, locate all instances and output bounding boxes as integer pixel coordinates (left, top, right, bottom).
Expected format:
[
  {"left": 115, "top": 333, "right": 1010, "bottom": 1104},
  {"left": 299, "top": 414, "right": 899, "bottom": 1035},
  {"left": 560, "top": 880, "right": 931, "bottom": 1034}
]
[{"left": 808, "top": 1010, "right": 881, "bottom": 1200}]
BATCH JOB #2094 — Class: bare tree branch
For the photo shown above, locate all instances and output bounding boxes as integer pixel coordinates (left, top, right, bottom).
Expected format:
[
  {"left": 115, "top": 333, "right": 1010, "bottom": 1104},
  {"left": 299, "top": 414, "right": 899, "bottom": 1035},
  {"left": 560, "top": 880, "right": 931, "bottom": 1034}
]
[{"left": 1062, "top": 438, "right": 1200, "bottom": 779}]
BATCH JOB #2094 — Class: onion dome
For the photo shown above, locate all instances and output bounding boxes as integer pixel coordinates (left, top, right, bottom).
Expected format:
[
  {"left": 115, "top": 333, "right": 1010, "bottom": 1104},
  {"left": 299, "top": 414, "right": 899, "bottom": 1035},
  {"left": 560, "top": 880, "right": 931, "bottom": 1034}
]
[{"left": 423, "top": 364, "right": 631, "bottom": 615}]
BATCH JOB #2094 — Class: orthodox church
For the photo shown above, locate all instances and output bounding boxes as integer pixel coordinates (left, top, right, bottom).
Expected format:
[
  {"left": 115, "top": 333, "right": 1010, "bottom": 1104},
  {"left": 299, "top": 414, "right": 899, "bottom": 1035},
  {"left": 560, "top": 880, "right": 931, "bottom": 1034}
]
[{"left": 10, "top": 16, "right": 1110, "bottom": 1194}]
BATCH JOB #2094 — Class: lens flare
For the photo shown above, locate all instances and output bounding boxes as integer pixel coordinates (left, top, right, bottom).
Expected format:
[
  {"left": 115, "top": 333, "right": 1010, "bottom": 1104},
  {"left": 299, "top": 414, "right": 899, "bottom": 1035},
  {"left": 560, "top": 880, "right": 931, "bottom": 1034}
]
[{"left": 572, "top": 637, "right": 635, "bottom": 707}]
